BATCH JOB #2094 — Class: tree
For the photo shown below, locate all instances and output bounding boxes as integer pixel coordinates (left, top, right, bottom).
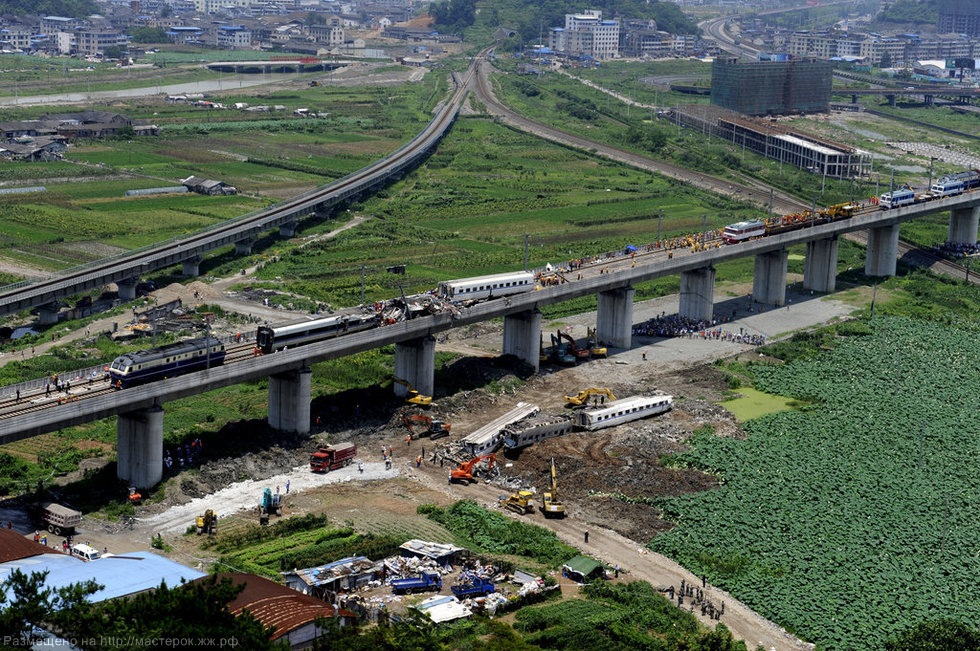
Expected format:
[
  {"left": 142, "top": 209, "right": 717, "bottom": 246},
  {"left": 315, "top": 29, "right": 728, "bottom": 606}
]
[
  {"left": 884, "top": 619, "right": 980, "bottom": 651},
  {"left": 0, "top": 569, "right": 101, "bottom": 646},
  {"left": 56, "top": 575, "right": 278, "bottom": 650},
  {"left": 879, "top": 51, "right": 892, "bottom": 69}
]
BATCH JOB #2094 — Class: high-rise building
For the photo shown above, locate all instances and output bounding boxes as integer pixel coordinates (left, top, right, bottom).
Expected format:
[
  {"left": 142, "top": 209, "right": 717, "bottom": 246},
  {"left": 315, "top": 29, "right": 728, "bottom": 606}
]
[
  {"left": 939, "top": 0, "right": 980, "bottom": 37},
  {"left": 710, "top": 57, "right": 832, "bottom": 116}
]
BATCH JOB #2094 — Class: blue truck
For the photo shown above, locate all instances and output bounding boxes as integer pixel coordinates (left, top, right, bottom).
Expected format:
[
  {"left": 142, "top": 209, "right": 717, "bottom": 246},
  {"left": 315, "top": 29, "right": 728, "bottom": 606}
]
[
  {"left": 390, "top": 571, "right": 443, "bottom": 594},
  {"left": 451, "top": 577, "right": 495, "bottom": 598}
]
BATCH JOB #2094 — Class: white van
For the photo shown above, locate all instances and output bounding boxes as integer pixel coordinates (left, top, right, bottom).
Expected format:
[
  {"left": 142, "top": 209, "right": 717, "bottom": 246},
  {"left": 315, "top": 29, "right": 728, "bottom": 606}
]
[{"left": 70, "top": 544, "right": 101, "bottom": 561}]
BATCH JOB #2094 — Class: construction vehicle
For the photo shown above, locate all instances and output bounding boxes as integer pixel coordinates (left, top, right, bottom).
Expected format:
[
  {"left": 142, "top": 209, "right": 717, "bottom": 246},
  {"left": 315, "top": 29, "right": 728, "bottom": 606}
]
[
  {"left": 450, "top": 453, "right": 496, "bottom": 484},
  {"left": 391, "top": 571, "right": 443, "bottom": 594},
  {"left": 127, "top": 487, "right": 143, "bottom": 505},
  {"left": 548, "top": 333, "right": 576, "bottom": 365},
  {"left": 393, "top": 377, "right": 433, "bottom": 406},
  {"left": 259, "top": 488, "right": 283, "bottom": 525},
  {"left": 541, "top": 457, "right": 566, "bottom": 518},
  {"left": 196, "top": 509, "right": 217, "bottom": 535},
  {"left": 564, "top": 387, "right": 616, "bottom": 407},
  {"left": 500, "top": 490, "right": 535, "bottom": 515},
  {"left": 586, "top": 327, "right": 607, "bottom": 358},
  {"left": 402, "top": 413, "right": 451, "bottom": 440},
  {"left": 451, "top": 577, "right": 495, "bottom": 598},
  {"left": 557, "top": 330, "right": 591, "bottom": 359},
  {"left": 37, "top": 502, "right": 82, "bottom": 536},
  {"left": 310, "top": 442, "right": 357, "bottom": 472}
]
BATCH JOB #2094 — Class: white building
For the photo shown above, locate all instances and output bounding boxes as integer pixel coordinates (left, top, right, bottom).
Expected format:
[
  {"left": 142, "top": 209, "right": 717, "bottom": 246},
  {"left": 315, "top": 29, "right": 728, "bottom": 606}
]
[{"left": 549, "top": 9, "right": 619, "bottom": 60}]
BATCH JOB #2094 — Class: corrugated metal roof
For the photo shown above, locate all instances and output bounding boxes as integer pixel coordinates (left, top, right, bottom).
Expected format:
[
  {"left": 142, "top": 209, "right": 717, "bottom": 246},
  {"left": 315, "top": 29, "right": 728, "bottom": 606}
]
[
  {"left": 221, "top": 572, "right": 357, "bottom": 640},
  {"left": 42, "top": 551, "right": 206, "bottom": 602},
  {"left": 399, "top": 539, "right": 465, "bottom": 560},
  {"left": 0, "top": 529, "right": 63, "bottom": 564}
]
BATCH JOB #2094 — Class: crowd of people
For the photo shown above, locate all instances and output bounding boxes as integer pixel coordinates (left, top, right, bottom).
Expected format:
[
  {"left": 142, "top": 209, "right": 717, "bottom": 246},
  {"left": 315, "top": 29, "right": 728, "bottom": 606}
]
[
  {"left": 932, "top": 242, "right": 980, "bottom": 259},
  {"left": 164, "top": 438, "right": 205, "bottom": 471},
  {"left": 633, "top": 313, "right": 767, "bottom": 347}
]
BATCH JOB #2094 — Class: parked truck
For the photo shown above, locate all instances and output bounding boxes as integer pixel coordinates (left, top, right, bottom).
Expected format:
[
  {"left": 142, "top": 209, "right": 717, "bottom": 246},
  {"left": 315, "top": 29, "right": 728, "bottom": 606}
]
[
  {"left": 39, "top": 502, "right": 83, "bottom": 536},
  {"left": 390, "top": 571, "right": 443, "bottom": 594},
  {"left": 451, "top": 577, "right": 495, "bottom": 598},
  {"left": 309, "top": 442, "right": 357, "bottom": 472}
]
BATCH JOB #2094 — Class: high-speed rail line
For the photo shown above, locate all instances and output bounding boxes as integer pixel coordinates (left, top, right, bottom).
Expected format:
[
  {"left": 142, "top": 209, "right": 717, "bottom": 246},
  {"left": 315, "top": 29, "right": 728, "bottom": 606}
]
[{"left": 0, "top": 62, "right": 476, "bottom": 318}]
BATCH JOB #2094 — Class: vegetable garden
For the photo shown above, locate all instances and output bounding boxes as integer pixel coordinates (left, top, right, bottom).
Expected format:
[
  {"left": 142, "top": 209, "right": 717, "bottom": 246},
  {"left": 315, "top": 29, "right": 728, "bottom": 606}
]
[{"left": 650, "top": 315, "right": 980, "bottom": 649}]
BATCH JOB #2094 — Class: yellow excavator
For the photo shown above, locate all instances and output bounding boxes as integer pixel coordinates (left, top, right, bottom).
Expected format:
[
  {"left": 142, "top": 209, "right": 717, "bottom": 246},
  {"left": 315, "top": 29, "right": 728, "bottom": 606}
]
[
  {"left": 586, "top": 327, "right": 607, "bottom": 358},
  {"left": 500, "top": 490, "right": 535, "bottom": 515},
  {"left": 196, "top": 509, "right": 217, "bottom": 535},
  {"left": 564, "top": 387, "right": 616, "bottom": 407},
  {"left": 393, "top": 377, "right": 433, "bottom": 406},
  {"left": 541, "top": 457, "right": 566, "bottom": 518}
]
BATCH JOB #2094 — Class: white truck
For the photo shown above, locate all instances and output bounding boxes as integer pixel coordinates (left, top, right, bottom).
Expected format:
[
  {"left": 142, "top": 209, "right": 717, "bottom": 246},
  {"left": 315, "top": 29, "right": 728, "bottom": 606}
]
[{"left": 39, "top": 502, "right": 83, "bottom": 536}]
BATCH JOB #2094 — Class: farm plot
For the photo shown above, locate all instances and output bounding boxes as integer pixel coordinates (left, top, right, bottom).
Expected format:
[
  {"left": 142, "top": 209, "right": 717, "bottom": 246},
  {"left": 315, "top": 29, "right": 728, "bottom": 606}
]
[{"left": 650, "top": 315, "right": 980, "bottom": 650}]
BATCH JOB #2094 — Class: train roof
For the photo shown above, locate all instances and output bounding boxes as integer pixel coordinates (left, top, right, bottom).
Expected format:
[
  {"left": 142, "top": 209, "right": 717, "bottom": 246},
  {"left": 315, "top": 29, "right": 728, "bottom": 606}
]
[
  {"left": 115, "top": 336, "right": 221, "bottom": 364},
  {"left": 581, "top": 394, "right": 673, "bottom": 416},
  {"left": 440, "top": 270, "right": 534, "bottom": 287},
  {"left": 268, "top": 313, "right": 376, "bottom": 338},
  {"left": 725, "top": 219, "right": 765, "bottom": 229}
]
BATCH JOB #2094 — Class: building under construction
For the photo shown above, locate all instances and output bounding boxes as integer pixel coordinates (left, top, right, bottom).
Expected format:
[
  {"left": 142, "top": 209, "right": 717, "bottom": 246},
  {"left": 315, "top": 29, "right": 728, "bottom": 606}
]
[
  {"left": 711, "top": 57, "right": 832, "bottom": 116},
  {"left": 667, "top": 104, "right": 870, "bottom": 180}
]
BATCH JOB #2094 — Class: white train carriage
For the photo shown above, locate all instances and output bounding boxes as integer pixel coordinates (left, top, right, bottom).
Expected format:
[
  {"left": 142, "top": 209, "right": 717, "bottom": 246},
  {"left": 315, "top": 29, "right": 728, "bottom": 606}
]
[
  {"left": 503, "top": 415, "right": 575, "bottom": 450},
  {"left": 722, "top": 220, "right": 766, "bottom": 244},
  {"left": 256, "top": 313, "right": 379, "bottom": 354},
  {"left": 437, "top": 271, "right": 535, "bottom": 302},
  {"left": 574, "top": 394, "right": 673, "bottom": 431}
]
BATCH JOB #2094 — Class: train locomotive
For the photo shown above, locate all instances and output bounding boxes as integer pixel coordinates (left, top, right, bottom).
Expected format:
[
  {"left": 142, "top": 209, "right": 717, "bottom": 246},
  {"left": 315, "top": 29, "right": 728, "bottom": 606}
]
[{"left": 109, "top": 336, "right": 226, "bottom": 389}]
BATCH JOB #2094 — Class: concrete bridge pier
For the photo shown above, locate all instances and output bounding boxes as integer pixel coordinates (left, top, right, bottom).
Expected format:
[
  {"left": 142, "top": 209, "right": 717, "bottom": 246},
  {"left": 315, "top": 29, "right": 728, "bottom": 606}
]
[
  {"left": 280, "top": 221, "right": 298, "bottom": 238},
  {"left": 394, "top": 335, "right": 436, "bottom": 399},
  {"left": 235, "top": 238, "right": 255, "bottom": 255},
  {"left": 117, "top": 404, "right": 164, "bottom": 489},
  {"left": 948, "top": 205, "right": 979, "bottom": 245},
  {"left": 679, "top": 267, "right": 715, "bottom": 322},
  {"left": 753, "top": 249, "right": 788, "bottom": 306},
  {"left": 117, "top": 278, "right": 139, "bottom": 301},
  {"left": 182, "top": 256, "right": 201, "bottom": 277},
  {"left": 268, "top": 365, "right": 312, "bottom": 434},
  {"left": 865, "top": 224, "right": 899, "bottom": 277},
  {"left": 502, "top": 309, "right": 542, "bottom": 372},
  {"left": 596, "top": 286, "right": 634, "bottom": 349},
  {"left": 36, "top": 302, "right": 61, "bottom": 325},
  {"left": 804, "top": 236, "right": 839, "bottom": 293}
]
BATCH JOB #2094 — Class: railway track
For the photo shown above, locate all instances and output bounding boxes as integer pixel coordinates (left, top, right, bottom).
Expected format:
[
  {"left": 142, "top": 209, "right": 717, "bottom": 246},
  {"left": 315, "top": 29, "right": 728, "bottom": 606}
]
[{"left": 0, "top": 62, "right": 477, "bottom": 318}]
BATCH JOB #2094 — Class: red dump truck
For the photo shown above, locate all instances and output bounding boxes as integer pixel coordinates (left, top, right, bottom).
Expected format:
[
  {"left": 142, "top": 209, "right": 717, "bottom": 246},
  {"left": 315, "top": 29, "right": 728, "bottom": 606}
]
[{"left": 309, "top": 442, "right": 357, "bottom": 472}]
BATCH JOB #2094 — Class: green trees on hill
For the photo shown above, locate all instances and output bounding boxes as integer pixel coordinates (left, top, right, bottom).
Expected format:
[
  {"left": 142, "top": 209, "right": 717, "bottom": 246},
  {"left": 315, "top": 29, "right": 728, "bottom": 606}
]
[{"left": 0, "top": 0, "right": 97, "bottom": 18}]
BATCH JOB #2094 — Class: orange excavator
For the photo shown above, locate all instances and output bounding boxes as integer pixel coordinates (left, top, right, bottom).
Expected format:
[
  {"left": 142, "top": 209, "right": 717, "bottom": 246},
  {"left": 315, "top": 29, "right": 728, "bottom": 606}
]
[
  {"left": 450, "top": 453, "right": 496, "bottom": 484},
  {"left": 557, "top": 330, "right": 591, "bottom": 359}
]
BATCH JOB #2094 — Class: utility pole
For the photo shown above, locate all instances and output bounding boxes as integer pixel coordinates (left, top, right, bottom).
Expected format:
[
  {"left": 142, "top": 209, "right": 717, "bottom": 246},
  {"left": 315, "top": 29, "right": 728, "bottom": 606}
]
[
  {"left": 205, "top": 319, "right": 212, "bottom": 370},
  {"left": 523, "top": 234, "right": 530, "bottom": 271},
  {"left": 658, "top": 210, "right": 663, "bottom": 245},
  {"left": 361, "top": 266, "right": 366, "bottom": 305}
]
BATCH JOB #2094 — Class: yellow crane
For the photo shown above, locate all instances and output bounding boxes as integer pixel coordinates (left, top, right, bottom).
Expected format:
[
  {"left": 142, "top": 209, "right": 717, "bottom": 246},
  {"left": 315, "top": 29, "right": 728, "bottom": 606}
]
[
  {"left": 541, "top": 457, "right": 566, "bottom": 518},
  {"left": 393, "top": 377, "right": 433, "bottom": 406},
  {"left": 564, "top": 387, "right": 616, "bottom": 407}
]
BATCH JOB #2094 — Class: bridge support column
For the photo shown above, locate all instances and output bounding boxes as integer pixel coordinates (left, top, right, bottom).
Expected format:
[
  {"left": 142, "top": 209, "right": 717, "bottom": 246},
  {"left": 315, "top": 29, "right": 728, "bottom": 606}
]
[
  {"left": 865, "top": 224, "right": 899, "bottom": 277},
  {"left": 268, "top": 366, "right": 311, "bottom": 434},
  {"left": 394, "top": 336, "right": 436, "bottom": 399},
  {"left": 280, "top": 221, "right": 297, "bottom": 238},
  {"left": 596, "top": 286, "right": 634, "bottom": 349},
  {"left": 235, "top": 238, "right": 255, "bottom": 255},
  {"left": 117, "top": 277, "right": 138, "bottom": 301},
  {"left": 804, "top": 236, "right": 839, "bottom": 293},
  {"left": 753, "top": 249, "right": 788, "bottom": 306},
  {"left": 948, "top": 205, "right": 979, "bottom": 245},
  {"left": 36, "top": 302, "right": 61, "bottom": 325},
  {"left": 502, "top": 309, "right": 541, "bottom": 372},
  {"left": 117, "top": 405, "right": 164, "bottom": 490},
  {"left": 679, "top": 267, "right": 715, "bottom": 322},
  {"left": 182, "top": 256, "right": 201, "bottom": 277}
]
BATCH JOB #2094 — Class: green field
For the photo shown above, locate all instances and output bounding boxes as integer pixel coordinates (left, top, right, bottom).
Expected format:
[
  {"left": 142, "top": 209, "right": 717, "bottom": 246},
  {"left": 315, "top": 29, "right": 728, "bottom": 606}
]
[{"left": 651, "top": 312, "right": 980, "bottom": 650}]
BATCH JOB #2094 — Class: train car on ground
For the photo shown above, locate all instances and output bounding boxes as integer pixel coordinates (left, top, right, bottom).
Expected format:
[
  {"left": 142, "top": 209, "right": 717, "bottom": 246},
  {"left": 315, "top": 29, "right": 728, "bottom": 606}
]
[
  {"left": 256, "top": 313, "right": 379, "bottom": 354},
  {"left": 574, "top": 394, "right": 673, "bottom": 431},
  {"left": 437, "top": 271, "right": 535, "bottom": 302},
  {"left": 110, "top": 336, "right": 226, "bottom": 388}
]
